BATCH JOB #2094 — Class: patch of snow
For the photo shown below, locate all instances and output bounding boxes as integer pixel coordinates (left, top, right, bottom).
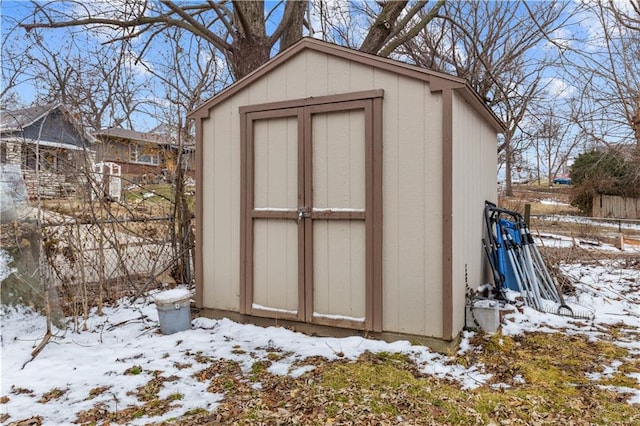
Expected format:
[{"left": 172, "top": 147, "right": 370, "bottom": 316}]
[
  {"left": 533, "top": 232, "right": 640, "bottom": 253},
  {"left": 1, "top": 252, "right": 639, "bottom": 423},
  {"left": 312, "top": 312, "right": 365, "bottom": 322},
  {"left": 0, "top": 249, "right": 15, "bottom": 281},
  {"left": 153, "top": 287, "right": 192, "bottom": 304},
  {"left": 252, "top": 303, "right": 298, "bottom": 315},
  {"left": 457, "top": 330, "right": 476, "bottom": 355},
  {"left": 540, "top": 199, "right": 570, "bottom": 206},
  {"left": 537, "top": 214, "right": 640, "bottom": 232}
]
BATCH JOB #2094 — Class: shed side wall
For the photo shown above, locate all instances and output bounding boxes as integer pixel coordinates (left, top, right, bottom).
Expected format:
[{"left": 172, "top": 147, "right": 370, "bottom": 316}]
[
  {"left": 376, "top": 72, "right": 444, "bottom": 338},
  {"left": 451, "top": 92, "right": 498, "bottom": 335}
]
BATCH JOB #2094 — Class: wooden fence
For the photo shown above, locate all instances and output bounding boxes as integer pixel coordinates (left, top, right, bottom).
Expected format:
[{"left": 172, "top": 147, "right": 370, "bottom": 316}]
[{"left": 592, "top": 194, "right": 640, "bottom": 219}]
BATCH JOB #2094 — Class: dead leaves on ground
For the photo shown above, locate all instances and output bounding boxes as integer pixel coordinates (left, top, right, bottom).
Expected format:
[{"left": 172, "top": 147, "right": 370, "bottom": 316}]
[
  {"left": 74, "top": 368, "right": 185, "bottom": 425},
  {"left": 154, "top": 335, "right": 640, "bottom": 425},
  {"left": 4, "top": 331, "right": 640, "bottom": 425}
]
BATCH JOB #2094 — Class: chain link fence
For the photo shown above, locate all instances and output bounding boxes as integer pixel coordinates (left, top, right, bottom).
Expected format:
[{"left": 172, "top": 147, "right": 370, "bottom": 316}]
[
  {"left": 2, "top": 206, "right": 194, "bottom": 331},
  {"left": 46, "top": 215, "right": 189, "bottom": 295}
]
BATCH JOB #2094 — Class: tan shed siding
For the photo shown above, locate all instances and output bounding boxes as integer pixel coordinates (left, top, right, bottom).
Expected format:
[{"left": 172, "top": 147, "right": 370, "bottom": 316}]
[
  {"left": 201, "top": 92, "right": 248, "bottom": 310},
  {"left": 305, "top": 52, "right": 329, "bottom": 94},
  {"left": 451, "top": 92, "right": 498, "bottom": 335},
  {"left": 201, "top": 50, "right": 378, "bottom": 313},
  {"left": 283, "top": 52, "right": 309, "bottom": 97},
  {"left": 378, "top": 69, "right": 444, "bottom": 338}
]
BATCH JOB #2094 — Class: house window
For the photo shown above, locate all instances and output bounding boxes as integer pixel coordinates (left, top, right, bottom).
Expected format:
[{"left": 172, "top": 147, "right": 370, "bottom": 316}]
[
  {"left": 23, "top": 148, "right": 37, "bottom": 170},
  {"left": 130, "top": 144, "right": 159, "bottom": 165},
  {"left": 21, "top": 147, "right": 60, "bottom": 172}
]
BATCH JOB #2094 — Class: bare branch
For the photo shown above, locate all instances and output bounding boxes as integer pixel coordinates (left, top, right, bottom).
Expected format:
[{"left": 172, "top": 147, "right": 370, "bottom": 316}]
[
  {"left": 159, "top": 1, "right": 233, "bottom": 52},
  {"left": 359, "top": 0, "right": 408, "bottom": 54},
  {"left": 379, "top": 0, "right": 444, "bottom": 57}
]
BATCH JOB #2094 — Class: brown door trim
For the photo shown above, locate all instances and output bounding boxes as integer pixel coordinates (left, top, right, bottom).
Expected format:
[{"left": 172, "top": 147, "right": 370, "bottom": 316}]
[
  {"left": 241, "top": 107, "right": 304, "bottom": 322},
  {"left": 239, "top": 89, "right": 384, "bottom": 114},
  {"left": 240, "top": 91, "right": 384, "bottom": 332}
]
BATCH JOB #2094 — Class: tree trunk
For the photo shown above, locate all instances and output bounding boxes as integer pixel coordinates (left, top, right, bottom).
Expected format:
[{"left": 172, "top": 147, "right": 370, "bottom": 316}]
[
  {"left": 279, "top": 1, "right": 307, "bottom": 52},
  {"left": 229, "top": 1, "right": 270, "bottom": 80},
  {"left": 359, "top": 1, "right": 408, "bottom": 54},
  {"left": 634, "top": 97, "right": 640, "bottom": 147},
  {"left": 505, "top": 141, "right": 514, "bottom": 197}
]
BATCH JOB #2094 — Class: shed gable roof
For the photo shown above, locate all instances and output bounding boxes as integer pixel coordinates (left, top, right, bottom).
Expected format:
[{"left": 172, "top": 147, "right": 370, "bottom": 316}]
[{"left": 189, "top": 37, "right": 504, "bottom": 132}]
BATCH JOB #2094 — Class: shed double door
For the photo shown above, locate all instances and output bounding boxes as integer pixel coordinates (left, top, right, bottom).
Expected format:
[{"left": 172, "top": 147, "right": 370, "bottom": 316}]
[{"left": 241, "top": 96, "right": 381, "bottom": 331}]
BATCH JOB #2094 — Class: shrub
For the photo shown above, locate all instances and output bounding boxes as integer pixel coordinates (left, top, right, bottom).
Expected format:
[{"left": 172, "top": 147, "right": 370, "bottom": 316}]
[{"left": 570, "top": 148, "right": 640, "bottom": 214}]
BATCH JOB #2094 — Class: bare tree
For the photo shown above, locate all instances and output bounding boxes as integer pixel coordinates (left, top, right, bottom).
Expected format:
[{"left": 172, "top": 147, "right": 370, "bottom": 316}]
[
  {"left": 607, "top": 0, "right": 640, "bottom": 31},
  {"left": 21, "top": 1, "right": 445, "bottom": 81},
  {"left": 527, "top": 107, "right": 583, "bottom": 185},
  {"left": 400, "top": 0, "right": 574, "bottom": 195},
  {"left": 568, "top": 1, "right": 640, "bottom": 148},
  {"left": 1, "top": 14, "right": 40, "bottom": 106},
  {"left": 20, "top": 31, "right": 151, "bottom": 131},
  {"left": 140, "top": 26, "right": 226, "bottom": 285}
]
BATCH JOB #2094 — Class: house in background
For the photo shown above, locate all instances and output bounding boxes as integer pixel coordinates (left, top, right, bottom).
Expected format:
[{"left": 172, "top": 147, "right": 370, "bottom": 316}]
[
  {"left": 0, "top": 103, "right": 95, "bottom": 198},
  {"left": 93, "top": 126, "right": 195, "bottom": 184}
]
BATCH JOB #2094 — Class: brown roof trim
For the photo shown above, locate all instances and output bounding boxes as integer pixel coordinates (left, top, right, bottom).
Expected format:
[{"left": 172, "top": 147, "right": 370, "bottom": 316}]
[{"left": 188, "top": 38, "right": 505, "bottom": 132}]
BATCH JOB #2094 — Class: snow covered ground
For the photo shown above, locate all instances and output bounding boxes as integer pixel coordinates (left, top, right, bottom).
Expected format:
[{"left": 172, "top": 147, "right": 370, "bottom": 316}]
[{"left": 1, "top": 248, "right": 639, "bottom": 424}]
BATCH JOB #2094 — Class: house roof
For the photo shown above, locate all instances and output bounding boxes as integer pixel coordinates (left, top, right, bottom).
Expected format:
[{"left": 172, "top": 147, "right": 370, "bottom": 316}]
[
  {"left": 0, "top": 103, "right": 61, "bottom": 132},
  {"left": 1, "top": 103, "right": 96, "bottom": 146},
  {"left": 189, "top": 37, "right": 505, "bottom": 132},
  {"left": 93, "top": 127, "right": 175, "bottom": 147}
]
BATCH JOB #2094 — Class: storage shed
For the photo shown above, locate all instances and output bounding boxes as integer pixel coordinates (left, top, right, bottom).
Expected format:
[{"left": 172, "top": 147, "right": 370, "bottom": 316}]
[{"left": 189, "top": 38, "right": 504, "bottom": 349}]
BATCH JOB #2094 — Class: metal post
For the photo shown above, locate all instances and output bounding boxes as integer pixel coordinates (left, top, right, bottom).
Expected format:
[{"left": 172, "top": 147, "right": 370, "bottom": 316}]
[{"left": 524, "top": 203, "right": 531, "bottom": 227}]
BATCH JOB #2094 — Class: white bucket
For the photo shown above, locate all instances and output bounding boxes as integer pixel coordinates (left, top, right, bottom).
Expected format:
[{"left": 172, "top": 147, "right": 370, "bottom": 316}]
[{"left": 154, "top": 288, "right": 192, "bottom": 334}]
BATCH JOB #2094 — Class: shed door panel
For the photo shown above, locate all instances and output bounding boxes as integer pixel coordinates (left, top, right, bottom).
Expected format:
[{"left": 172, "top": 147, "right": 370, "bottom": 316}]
[
  {"left": 253, "top": 117, "right": 298, "bottom": 210},
  {"left": 312, "top": 110, "right": 365, "bottom": 210},
  {"left": 313, "top": 220, "right": 366, "bottom": 321},
  {"left": 250, "top": 113, "right": 302, "bottom": 320},
  {"left": 253, "top": 220, "right": 298, "bottom": 313},
  {"left": 310, "top": 109, "right": 367, "bottom": 326}
]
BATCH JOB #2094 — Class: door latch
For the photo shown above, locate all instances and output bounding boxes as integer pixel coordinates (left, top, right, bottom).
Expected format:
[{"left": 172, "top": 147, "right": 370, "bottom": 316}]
[{"left": 297, "top": 207, "right": 311, "bottom": 221}]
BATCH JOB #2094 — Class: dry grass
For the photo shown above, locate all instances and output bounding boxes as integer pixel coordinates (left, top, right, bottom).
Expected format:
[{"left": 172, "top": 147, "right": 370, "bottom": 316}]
[
  {"left": 500, "top": 185, "right": 580, "bottom": 216},
  {"left": 87, "top": 340, "right": 638, "bottom": 425},
  {"left": 499, "top": 186, "right": 640, "bottom": 247}
]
